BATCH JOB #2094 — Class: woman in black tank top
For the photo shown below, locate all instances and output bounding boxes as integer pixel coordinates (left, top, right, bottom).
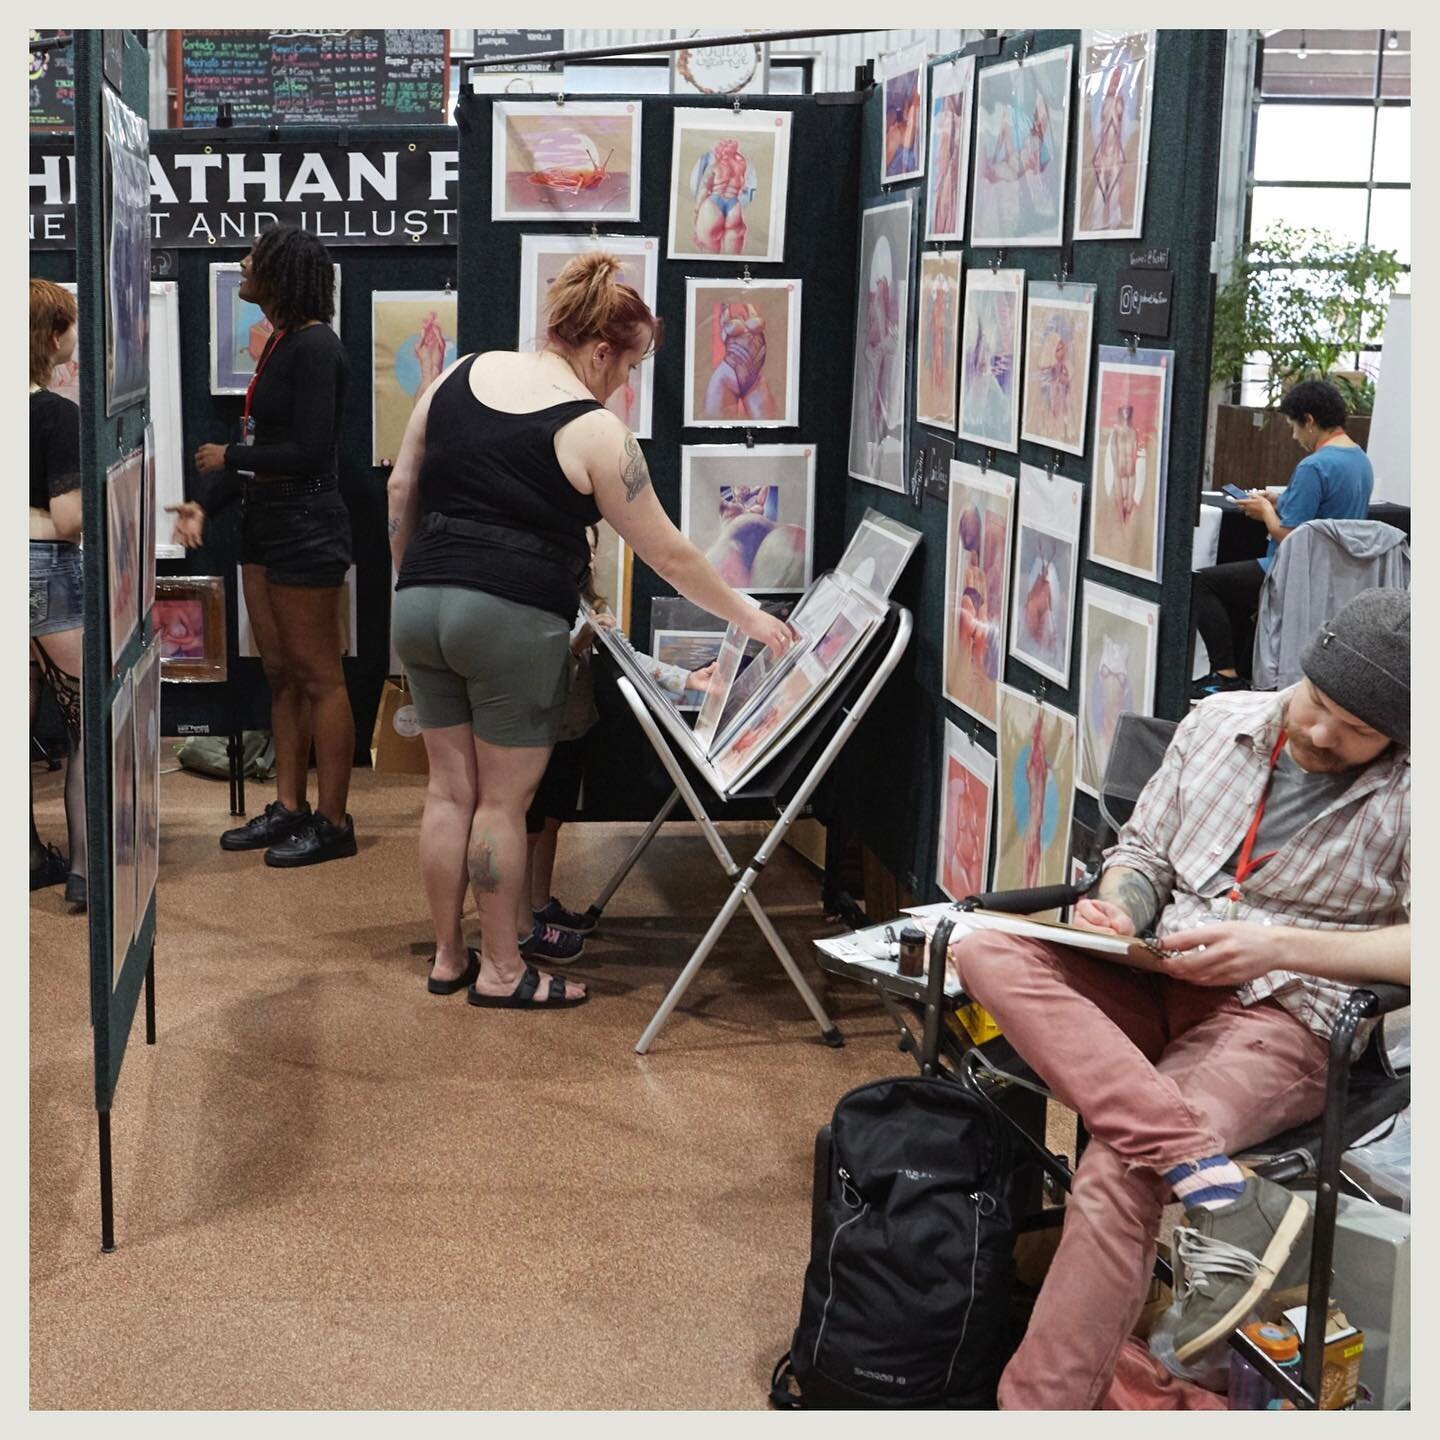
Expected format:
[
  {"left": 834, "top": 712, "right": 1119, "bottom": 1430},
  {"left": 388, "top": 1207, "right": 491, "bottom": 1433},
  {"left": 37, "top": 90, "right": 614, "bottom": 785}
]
[{"left": 387, "top": 253, "right": 792, "bottom": 1013}]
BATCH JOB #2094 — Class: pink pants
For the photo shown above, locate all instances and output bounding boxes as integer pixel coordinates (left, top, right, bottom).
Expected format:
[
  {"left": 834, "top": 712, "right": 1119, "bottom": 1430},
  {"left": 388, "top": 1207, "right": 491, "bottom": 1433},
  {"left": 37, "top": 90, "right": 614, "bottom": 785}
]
[{"left": 953, "top": 932, "right": 1330, "bottom": 1410}]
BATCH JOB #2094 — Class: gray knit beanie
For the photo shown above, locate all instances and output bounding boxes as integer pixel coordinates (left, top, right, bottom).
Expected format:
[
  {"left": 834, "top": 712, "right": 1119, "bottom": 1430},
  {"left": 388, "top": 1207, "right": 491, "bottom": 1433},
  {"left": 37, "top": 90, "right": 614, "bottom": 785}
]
[{"left": 1299, "top": 588, "right": 1410, "bottom": 749}]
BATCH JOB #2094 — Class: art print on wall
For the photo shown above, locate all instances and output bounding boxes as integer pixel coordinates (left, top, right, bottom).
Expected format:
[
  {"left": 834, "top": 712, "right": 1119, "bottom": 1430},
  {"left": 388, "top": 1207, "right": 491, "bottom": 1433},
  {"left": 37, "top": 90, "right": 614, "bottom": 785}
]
[
  {"left": 970, "top": 45, "right": 1073, "bottom": 249},
  {"left": 102, "top": 85, "right": 150, "bottom": 415},
  {"left": 994, "top": 685, "right": 1077, "bottom": 909},
  {"left": 1088, "top": 344, "right": 1174, "bottom": 582},
  {"left": 371, "top": 290, "right": 459, "bottom": 465},
  {"left": 943, "top": 462, "right": 1015, "bottom": 731},
  {"left": 110, "top": 672, "right": 136, "bottom": 989},
  {"left": 519, "top": 235, "right": 659, "bottom": 438},
  {"left": 848, "top": 195, "right": 913, "bottom": 491},
  {"left": 957, "top": 267, "right": 1024, "bottom": 453},
  {"left": 683, "top": 278, "right": 800, "bottom": 429},
  {"left": 492, "top": 101, "right": 641, "bottom": 222},
  {"left": 879, "top": 40, "right": 928, "bottom": 185},
  {"left": 937, "top": 719, "right": 995, "bottom": 903},
  {"left": 916, "top": 251, "right": 962, "bottom": 432},
  {"left": 209, "top": 263, "right": 341, "bottom": 396},
  {"left": 680, "top": 444, "right": 814, "bottom": 594},
  {"left": 1074, "top": 30, "right": 1157, "bottom": 241},
  {"left": 1021, "top": 281, "right": 1096, "bottom": 456},
  {"left": 148, "top": 281, "right": 185, "bottom": 557},
  {"left": 106, "top": 447, "right": 143, "bottom": 672},
  {"left": 153, "top": 576, "right": 226, "bottom": 682},
  {"left": 926, "top": 55, "right": 975, "bottom": 241},
  {"left": 668, "top": 108, "right": 791, "bottom": 262},
  {"left": 836, "top": 508, "right": 922, "bottom": 599},
  {"left": 1009, "top": 465, "right": 1084, "bottom": 686},
  {"left": 1077, "top": 581, "right": 1159, "bottom": 797},
  {"left": 132, "top": 641, "right": 161, "bottom": 941},
  {"left": 589, "top": 519, "right": 633, "bottom": 633}
]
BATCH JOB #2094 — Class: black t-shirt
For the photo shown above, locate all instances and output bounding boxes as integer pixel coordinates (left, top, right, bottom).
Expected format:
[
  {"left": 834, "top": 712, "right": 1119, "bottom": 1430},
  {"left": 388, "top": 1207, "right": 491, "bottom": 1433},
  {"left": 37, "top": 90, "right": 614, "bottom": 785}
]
[
  {"left": 210, "top": 322, "right": 347, "bottom": 510},
  {"left": 30, "top": 389, "right": 81, "bottom": 512},
  {"left": 396, "top": 356, "right": 604, "bottom": 622}
]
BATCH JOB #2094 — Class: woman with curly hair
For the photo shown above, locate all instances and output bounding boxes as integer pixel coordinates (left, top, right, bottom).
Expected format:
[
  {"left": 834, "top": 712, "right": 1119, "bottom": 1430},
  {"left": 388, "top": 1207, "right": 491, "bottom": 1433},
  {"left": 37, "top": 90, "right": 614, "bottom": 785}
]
[{"left": 170, "top": 224, "right": 356, "bottom": 867}]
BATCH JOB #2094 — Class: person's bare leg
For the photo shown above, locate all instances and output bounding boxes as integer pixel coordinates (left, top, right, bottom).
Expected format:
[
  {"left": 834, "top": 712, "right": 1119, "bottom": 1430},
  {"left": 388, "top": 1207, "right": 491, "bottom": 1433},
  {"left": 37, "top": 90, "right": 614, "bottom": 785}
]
[
  {"left": 517, "top": 833, "right": 542, "bottom": 940},
  {"left": 418, "top": 722, "right": 477, "bottom": 983},
  {"left": 32, "top": 629, "right": 86, "bottom": 878},
  {"left": 530, "top": 821, "right": 561, "bottom": 910},
  {"left": 469, "top": 736, "right": 584, "bottom": 1003},
  {"left": 271, "top": 581, "right": 354, "bottom": 825},
  {"left": 243, "top": 566, "right": 309, "bottom": 812}
]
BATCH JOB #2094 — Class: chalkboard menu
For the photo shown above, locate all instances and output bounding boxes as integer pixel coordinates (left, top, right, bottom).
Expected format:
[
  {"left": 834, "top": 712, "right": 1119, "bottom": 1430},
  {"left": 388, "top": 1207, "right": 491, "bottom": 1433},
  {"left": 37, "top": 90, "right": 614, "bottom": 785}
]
[
  {"left": 176, "top": 29, "right": 448, "bottom": 126},
  {"left": 30, "top": 29, "right": 76, "bottom": 131}
]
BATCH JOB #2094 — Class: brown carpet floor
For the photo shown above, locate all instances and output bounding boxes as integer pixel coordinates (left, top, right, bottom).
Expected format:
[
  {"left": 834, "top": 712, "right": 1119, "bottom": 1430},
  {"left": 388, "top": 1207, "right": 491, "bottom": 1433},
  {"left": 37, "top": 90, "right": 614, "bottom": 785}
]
[{"left": 30, "top": 757, "right": 910, "bottom": 1410}]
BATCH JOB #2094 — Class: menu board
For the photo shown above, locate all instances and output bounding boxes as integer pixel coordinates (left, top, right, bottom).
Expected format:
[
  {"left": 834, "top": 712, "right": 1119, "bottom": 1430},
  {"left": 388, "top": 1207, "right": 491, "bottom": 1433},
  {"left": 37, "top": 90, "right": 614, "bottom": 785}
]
[
  {"left": 30, "top": 29, "right": 76, "bottom": 131},
  {"left": 177, "top": 29, "right": 448, "bottom": 126}
]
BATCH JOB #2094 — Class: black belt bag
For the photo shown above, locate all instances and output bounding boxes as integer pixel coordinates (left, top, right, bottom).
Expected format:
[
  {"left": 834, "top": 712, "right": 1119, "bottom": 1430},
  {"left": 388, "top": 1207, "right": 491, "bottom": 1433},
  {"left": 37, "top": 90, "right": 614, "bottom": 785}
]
[{"left": 420, "top": 512, "right": 589, "bottom": 581}]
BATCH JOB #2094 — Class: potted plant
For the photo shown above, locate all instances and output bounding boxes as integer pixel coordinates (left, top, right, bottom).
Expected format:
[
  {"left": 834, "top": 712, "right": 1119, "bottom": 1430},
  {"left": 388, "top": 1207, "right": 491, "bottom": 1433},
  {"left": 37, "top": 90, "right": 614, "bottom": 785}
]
[{"left": 1210, "top": 224, "right": 1402, "bottom": 489}]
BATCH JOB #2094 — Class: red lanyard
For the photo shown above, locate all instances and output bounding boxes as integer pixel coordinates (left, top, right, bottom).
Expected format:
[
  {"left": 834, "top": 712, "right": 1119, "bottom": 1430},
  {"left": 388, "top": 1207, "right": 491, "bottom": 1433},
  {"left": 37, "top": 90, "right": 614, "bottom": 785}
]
[
  {"left": 241, "top": 328, "right": 284, "bottom": 434},
  {"left": 1229, "top": 729, "right": 1288, "bottom": 903}
]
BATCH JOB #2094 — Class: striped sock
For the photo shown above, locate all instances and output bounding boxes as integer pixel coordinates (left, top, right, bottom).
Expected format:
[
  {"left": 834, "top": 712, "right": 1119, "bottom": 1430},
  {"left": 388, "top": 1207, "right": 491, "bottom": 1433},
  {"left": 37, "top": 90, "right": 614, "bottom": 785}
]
[{"left": 1163, "top": 1155, "right": 1247, "bottom": 1211}]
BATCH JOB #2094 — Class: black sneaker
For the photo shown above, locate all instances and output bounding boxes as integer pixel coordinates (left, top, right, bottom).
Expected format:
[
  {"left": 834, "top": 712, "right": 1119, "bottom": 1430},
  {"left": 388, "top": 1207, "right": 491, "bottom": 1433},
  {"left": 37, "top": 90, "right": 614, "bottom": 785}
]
[
  {"left": 1189, "top": 672, "right": 1250, "bottom": 703},
  {"left": 519, "top": 920, "right": 585, "bottom": 962},
  {"left": 221, "top": 800, "right": 312, "bottom": 852},
  {"left": 533, "top": 895, "right": 598, "bottom": 934},
  {"left": 64, "top": 873, "right": 87, "bottom": 910},
  {"left": 31, "top": 843, "right": 68, "bottom": 891},
  {"left": 264, "top": 812, "right": 357, "bottom": 868}
]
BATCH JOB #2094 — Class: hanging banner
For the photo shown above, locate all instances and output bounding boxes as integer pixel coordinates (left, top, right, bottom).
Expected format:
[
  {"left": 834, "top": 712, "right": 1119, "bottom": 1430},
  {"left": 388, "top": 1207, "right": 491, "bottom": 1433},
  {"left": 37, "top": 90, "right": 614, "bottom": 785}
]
[{"left": 29, "top": 135, "right": 459, "bottom": 249}]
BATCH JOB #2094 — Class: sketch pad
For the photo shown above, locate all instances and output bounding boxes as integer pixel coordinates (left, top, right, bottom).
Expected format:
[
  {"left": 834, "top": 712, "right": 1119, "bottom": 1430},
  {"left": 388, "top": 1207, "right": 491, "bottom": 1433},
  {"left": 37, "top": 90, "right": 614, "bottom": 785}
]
[{"left": 961, "top": 909, "right": 1174, "bottom": 971}]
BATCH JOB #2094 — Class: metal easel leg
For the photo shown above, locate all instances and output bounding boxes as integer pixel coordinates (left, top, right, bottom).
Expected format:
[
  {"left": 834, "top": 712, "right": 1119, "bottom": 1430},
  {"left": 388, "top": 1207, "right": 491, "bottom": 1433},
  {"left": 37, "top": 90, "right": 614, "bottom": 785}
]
[
  {"left": 585, "top": 789, "right": 680, "bottom": 923},
  {"left": 98, "top": 1109, "right": 116, "bottom": 1254}
]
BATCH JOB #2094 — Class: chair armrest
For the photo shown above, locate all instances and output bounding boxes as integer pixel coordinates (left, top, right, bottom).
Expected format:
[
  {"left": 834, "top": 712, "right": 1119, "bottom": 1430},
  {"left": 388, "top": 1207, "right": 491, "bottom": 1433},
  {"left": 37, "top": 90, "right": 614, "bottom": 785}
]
[{"left": 961, "top": 883, "right": 1090, "bottom": 915}]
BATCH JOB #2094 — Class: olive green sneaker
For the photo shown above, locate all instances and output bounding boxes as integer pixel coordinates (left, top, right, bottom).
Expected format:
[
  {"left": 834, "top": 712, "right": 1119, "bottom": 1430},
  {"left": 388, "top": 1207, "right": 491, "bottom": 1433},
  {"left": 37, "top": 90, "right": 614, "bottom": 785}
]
[{"left": 1170, "top": 1175, "right": 1312, "bottom": 1364}]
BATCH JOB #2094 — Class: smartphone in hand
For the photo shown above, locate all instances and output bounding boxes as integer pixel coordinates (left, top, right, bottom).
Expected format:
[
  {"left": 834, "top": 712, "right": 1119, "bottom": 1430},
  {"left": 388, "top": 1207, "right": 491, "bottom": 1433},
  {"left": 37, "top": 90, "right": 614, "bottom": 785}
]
[{"left": 1221, "top": 483, "right": 1249, "bottom": 502}]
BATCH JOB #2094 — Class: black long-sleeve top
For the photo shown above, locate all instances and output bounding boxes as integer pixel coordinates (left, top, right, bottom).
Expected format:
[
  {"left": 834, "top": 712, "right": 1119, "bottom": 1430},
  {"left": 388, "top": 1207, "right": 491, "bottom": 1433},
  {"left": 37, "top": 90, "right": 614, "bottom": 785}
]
[{"left": 208, "top": 322, "right": 347, "bottom": 512}]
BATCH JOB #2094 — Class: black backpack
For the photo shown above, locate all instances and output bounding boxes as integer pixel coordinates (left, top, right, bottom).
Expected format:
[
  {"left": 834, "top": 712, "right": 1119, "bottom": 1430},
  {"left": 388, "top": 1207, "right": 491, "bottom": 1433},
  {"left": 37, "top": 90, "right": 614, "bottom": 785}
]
[{"left": 771, "top": 1075, "right": 1019, "bottom": 1409}]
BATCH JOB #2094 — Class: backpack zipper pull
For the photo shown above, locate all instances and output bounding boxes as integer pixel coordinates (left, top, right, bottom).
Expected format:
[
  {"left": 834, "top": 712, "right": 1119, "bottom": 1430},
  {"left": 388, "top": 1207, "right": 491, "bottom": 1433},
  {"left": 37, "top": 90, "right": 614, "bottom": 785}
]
[
  {"left": 970, "top": 1190, "right": 996, "bottom": 1217},
  {"left": 838, "top": 1167, "right": 861, "bottom": 1208}
]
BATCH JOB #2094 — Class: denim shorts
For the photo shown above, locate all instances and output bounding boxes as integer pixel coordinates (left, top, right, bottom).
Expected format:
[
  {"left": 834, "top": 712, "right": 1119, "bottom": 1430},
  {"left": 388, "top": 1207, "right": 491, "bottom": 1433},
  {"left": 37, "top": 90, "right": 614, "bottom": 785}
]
[
  {"left": 30, "top": 541, "right": 84, "bottom": 637},
  {"left": 241, "top": 490, "right": 352, "bottom": 588}
]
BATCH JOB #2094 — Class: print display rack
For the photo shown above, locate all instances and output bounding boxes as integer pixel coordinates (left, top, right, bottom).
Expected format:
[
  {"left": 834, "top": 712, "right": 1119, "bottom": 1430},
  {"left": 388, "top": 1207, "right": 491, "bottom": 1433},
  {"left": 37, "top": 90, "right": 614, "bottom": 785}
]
[{"left": 586, "top": 578, "right": 911, "bottom": 1053}]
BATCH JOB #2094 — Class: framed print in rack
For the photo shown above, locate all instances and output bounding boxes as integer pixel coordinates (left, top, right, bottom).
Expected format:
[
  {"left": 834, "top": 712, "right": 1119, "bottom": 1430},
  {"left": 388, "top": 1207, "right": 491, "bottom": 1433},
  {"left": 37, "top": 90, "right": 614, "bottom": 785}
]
[
  {"left": 1088, "top": 344, "right": 1173, "bottom": 582},
  {"left": 848, "top": 195, "right": 913, "bottom": 491},
  {"left": 916, "top": 251, "right": 962, "bottom": 432},
  {"left": 1020, "top": 281, "right": 1096, "bottom": 456},
  {"left": 210, "top": 263, "right": 341, "bottom": 396},
  {"left": 371, "top": 291, "right": 458, "bottom": 466},
  {"left": 925, "top": 55, "right": 975, "bottom": 242},
  {"left": 519, "top": 235, "right": 658, "bottom": 438},
  {"left": 836, "top": 509, "right": 922, "bottom": 599},
  {"left": 1009, "top": 464, "right": 1083, "bottom": 687},
  {"left": 943, "top": 462, "right": 1015, "bottom": 731},
  {"left": 956, "top": 267, "right": 1024, "bottom": 453},
  {"left": 668, "top": 108, "right": 791, "bottom": 262},
  {"left": 1074, "top": 30, "right": 1157, "bottom": 241},
  {"left": 879, "top": 40, "right": 927, "bottom": 186},
  {"left": 154, "top": 576, "right": 226, "bottom": 682},
  {"left": 683, "top": 278, "right": 800, "bottom": 429},
  {"left": 1077, "top": 581, "right": 1158, "bottom": 797},
  {"left": 680, "top": 444, "right": 814, "bottom": 594},
  {"left": 994, "top": 685, "right": 1076, "bottom": 911},
  {"left": 492, "top": 101, "right": 641, "bottom": 222},
  {"left": 937, "top": 719, "right": 995, "bottom": 903},
  {"left": 970, "top": 45, "right": 1073, "bottom": 249}
]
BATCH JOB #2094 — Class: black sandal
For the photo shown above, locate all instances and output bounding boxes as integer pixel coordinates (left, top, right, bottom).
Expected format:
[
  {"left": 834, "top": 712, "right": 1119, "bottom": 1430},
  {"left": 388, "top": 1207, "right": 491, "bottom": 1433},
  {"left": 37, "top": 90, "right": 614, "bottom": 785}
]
[
  {"left": 466, "top": 963, "right": 588, "bottom": 1010},
  {"left": 427, "top": 948, "right": 481, "bottom": 996}
]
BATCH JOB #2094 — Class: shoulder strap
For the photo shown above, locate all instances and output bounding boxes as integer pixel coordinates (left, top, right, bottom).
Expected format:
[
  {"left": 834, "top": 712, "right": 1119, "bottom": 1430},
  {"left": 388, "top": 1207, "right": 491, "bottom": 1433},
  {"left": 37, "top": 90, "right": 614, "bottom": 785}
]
[{"left": 769, "top": 1353, "right": 803, "bottom": 1410}]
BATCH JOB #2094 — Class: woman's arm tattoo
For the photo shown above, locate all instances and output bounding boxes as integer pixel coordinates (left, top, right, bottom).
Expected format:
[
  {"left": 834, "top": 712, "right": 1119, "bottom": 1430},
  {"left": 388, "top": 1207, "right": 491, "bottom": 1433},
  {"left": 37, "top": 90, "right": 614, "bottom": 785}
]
[{"left": 621, "top": 436, "right": 651, "bottom": 502}]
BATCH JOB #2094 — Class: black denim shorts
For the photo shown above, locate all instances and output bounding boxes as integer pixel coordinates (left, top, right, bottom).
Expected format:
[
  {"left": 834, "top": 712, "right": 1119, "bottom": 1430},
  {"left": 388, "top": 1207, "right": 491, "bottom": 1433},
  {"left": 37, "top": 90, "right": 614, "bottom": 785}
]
[{"left": 240, "top": 490, "right": 352, "bottom": 588}]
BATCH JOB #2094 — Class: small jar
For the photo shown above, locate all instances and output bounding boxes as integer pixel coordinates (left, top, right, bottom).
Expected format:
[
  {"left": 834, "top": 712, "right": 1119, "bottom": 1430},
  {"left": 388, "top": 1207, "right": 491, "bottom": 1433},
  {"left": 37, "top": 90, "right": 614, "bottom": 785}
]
[{"left": 897, "top": 924, "right": 926, "bottom": 978}]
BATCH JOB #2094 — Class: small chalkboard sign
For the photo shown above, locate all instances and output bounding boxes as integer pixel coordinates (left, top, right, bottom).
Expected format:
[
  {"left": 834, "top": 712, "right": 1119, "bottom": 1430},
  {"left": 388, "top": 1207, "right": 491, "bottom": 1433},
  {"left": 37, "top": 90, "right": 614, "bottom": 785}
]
[
  {"left": 176, "top": 29, "right": 449, "bottom": 127},
  {"left": 29, "top": 30, "right": 76, "bottom": 131},
  {"left": 1114, "top": 268, "right": 1173, "bottom": 339},
  {"left": 470, "top": 30, "right": 563, "bottom": 73}
]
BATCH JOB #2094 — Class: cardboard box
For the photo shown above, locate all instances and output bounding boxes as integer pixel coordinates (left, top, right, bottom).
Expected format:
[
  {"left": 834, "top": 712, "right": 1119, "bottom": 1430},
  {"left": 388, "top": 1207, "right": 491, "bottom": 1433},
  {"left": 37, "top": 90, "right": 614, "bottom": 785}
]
[
  {"left": 1265, "top": 1287, "right": 1365, "bottom": 1410},
  {"left": 371, "top": 679, "right": 429, "bottom": 776}
]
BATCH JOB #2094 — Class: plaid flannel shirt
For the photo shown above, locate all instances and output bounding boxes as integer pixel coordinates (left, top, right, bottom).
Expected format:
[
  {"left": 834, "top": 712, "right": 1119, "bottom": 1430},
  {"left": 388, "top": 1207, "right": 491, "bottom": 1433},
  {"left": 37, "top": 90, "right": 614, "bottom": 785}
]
[{"left": 1103, "top": 686, "right": 1410, "bottom": 1040}]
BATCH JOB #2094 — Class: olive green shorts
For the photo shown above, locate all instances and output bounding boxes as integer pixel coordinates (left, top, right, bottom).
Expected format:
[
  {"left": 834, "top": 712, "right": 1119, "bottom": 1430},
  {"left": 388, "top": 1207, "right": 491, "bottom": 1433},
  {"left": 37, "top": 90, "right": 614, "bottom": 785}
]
[{"left": 391, "top": 585, "right": 571, "bottom": 747}]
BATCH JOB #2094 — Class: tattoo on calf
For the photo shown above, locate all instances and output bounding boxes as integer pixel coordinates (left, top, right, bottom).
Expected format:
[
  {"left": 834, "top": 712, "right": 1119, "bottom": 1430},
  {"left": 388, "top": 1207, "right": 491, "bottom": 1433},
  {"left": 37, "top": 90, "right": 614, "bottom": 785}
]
[
  {"left": 469, "top": 838, "right": 501, "bottom": 894},
  {"left": 386, "top": 518, "right": 400, "bottom": 538},
  {"left": 620, "top": 436, "right": 651, "bottom": 502}
]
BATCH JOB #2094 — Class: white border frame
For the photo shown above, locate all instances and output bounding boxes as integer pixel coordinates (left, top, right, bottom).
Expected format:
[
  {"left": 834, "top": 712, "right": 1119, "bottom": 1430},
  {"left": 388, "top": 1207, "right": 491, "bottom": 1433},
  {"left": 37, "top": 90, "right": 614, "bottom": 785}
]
[
  {"left": 1072, "top": 29, "right": 1157, "bottom": 243},
  {"left": 878, "top": 39, "right": 928, "bottom": 187},
  {"left": 915, "top": 249, "right": 963, "bottom": 432},
  {"left": 1019, "top": 280, "right": 1097, "bottom": 457},
  {"left": 925, "top": 54, "right": 976, "bottom": 242},
  {"left": 836, "top": 507, "right": 923, "bottom": 599},
  {"left": 370, "top": 289, "right": 459, "bottom": 466},
  {"left": 1008, "top": 463, "right": 1084, "bottom": 687},
  {"left": 148, "top": 281, "right": 185, "bottom": 559},
  {"left": 491, "top": 100, "right": 643, "bottom": 223},
  {"left": 667, "top": 107, "right": 792, "bottom": 263},
  {"left": 208, "top": 262, "right": 341, "bottom": 396},
  {"left": 956, "top": 266, "right": 1025, "bottom": 453},
  {"left": 683, "top": 277, "right": 802, "bottom": 430},
  {"left": 679, "top": 442, "right": 816, "bottom": 595},
  {"left": 969, "top": 45, "right": 1074, "bottom": 249},
  {"left": 937, "top": 717, "right": 996, "bottom": 902},
  {"left": 1076, "top": 579, "right": 1160, "bottom": 798}
]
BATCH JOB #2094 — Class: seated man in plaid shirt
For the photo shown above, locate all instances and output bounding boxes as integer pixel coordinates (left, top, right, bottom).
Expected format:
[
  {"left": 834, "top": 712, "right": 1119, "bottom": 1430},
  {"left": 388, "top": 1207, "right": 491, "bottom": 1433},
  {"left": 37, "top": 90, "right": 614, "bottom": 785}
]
[{"left": 951, "top": 589, "right": 1410, "bottom": 1410}]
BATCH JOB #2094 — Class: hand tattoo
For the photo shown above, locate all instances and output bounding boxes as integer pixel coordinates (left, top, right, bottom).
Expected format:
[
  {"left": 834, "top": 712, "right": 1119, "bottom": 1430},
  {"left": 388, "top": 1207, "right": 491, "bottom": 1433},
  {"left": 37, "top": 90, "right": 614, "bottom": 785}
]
[{"left": 620, "top": 436, "right": 651, "bottom": 503}]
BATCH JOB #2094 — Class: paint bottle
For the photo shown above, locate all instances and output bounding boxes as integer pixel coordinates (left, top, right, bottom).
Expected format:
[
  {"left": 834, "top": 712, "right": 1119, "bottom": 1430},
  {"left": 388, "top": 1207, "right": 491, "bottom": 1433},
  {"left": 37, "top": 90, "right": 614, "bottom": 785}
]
[{"left": 1228, "top": 1320, "right": 1301, "bottom": 1409}]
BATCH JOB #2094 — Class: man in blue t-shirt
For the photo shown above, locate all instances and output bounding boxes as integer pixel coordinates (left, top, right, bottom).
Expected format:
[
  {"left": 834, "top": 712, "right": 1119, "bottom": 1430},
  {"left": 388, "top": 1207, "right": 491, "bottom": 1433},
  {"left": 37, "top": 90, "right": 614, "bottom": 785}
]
[{"left": 1192, "top": 378, "right": 1373, "bottom": 699}]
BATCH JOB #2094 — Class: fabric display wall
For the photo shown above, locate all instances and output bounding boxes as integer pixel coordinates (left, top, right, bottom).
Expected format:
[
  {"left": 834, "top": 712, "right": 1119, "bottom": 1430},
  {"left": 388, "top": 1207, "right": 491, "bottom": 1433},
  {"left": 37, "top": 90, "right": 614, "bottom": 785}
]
[
  {"left": 835, "top": 30, "right": 1227, "bottom": 899},
  {"left": 454, "top": 89, "right": 865, "bottom": 819}
]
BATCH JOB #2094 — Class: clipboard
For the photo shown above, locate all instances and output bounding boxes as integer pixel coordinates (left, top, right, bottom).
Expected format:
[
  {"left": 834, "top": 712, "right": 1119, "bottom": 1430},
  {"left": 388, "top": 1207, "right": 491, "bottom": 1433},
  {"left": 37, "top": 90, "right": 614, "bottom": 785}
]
[{"left": 960, "top": 909, "right": 1176, "bottom": 972}]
